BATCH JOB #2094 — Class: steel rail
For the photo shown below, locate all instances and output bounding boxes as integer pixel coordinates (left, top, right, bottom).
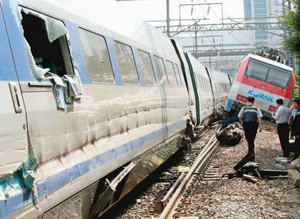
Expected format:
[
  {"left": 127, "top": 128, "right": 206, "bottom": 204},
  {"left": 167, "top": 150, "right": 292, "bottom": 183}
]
[
  {"left": 154, "top": 172, "right": 186, "bottom": 212},
  {"left": 159, "top": 126, "right": 221, "bottom": 219}
]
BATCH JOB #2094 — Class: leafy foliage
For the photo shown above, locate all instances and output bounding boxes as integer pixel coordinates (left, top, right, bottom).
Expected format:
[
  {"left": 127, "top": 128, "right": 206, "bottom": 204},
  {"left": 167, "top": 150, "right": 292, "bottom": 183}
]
[
  {"left": 280, "top": 0, "right": 300, "bottom": 97},
  {"left": 280, "top": 0, "right": 300, "bottom": 53}
]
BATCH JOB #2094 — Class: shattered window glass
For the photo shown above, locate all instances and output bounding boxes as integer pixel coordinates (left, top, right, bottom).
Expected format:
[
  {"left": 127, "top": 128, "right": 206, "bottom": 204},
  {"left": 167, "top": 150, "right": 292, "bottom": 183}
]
[{"left": 20, "top": 8, "right": 73, "bottom": 79}]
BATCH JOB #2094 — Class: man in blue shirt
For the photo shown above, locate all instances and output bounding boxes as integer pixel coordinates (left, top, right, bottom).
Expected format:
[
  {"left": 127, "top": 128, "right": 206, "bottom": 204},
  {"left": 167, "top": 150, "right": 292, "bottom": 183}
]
[
  {"left": 272, "top": 99, "right": 291, "bottom": 157},
  {"left": 238, "top": 96, "right": 263, "bottom": 160}
]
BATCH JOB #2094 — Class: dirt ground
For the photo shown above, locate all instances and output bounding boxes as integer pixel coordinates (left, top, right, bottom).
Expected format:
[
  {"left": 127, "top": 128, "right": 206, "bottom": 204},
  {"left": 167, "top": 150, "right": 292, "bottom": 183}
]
[
  {"left": 116, "top": 120, "right": 300, "bottom": 218},
  {"left": 213, "top": 120, "right": 300, "bottom": 218}
]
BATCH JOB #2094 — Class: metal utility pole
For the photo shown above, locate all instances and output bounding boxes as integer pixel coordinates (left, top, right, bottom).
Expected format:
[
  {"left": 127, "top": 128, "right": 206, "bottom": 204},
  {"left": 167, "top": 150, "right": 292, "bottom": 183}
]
[
  {"left": 167, "top": 0, "right": 170, "bottom": 37},
  {"left": 282, "top": 0, "right": 295, "bottom": 71},
  {"left": 194, "top": 27, "right": 198, "bottom": 56}
]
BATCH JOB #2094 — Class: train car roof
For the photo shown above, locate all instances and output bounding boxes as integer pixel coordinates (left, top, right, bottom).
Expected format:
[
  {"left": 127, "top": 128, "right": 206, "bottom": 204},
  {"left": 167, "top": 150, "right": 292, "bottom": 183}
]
[
  {"left": 16, "top": 0, "right": 179, "bottom": 62},
  {"left": 187, "top": 53, "right": 209, "bottom": 80},
  {"left": 247, "top": 54, "right": 293, "bottom": 72},
  {"left": 206, "top": 68, "right": 230, "bottom": 84}
]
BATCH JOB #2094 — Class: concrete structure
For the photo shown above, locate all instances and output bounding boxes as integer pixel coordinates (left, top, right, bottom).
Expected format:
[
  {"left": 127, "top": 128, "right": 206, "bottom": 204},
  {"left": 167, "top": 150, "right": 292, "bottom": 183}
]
[{"left": 244, "top": 0, "right": 283, "bottom": 49}]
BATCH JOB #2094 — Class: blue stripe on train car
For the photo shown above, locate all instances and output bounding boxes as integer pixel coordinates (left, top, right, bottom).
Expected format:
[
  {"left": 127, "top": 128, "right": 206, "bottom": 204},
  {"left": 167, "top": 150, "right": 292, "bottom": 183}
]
[
  {"left": 0, "top": 119, "right": 185, "bottom": 218},
  {"left": 0, "top": 1, "right": 20, "bottom": 81},
  {"left": 2, "top": 0, "right": 37, "bottom": 81},
  {"left": 1, "top": 1, "right": 160, "bottom": 88},
  {"left": 37, "top": 119, "right": 184, "bottom": 197}
]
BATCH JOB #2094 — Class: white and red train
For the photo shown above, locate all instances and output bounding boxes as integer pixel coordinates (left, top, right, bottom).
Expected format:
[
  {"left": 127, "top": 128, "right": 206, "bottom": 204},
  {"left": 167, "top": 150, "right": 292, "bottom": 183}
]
[
  {"left": 0, "top": 0, "right": 231, "bottom": 218},
  {"left": 226, "top": 54, "right": 295, "bottom": 118}
]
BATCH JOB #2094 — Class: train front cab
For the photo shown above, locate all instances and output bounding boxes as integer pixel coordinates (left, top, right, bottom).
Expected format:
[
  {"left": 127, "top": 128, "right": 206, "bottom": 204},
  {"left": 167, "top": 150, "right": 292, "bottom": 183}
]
[{"left": 225, "top": 54, "right": 295, "bottom": 118}]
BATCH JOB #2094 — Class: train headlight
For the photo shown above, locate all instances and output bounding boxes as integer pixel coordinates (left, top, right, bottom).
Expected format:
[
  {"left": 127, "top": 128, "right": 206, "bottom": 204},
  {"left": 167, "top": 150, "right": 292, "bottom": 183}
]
[
  {"left": 236, "top": 94, "right": 247, "bottom": 103},
  {"left": 268, "top": 105, "right": 277, "bottom": 112}
]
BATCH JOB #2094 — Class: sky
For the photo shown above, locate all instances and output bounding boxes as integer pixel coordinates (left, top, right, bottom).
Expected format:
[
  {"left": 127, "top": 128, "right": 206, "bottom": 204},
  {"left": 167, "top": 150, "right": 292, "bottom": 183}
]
[{"left": 117, "top": 0, "right": 245, "bottom": 24}]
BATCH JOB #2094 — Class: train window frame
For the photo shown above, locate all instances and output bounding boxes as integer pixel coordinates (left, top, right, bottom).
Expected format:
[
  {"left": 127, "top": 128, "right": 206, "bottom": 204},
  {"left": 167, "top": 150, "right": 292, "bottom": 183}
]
[
  {"left": 137, "top": 49, "right": 157, "bottom": 86},
  {"left": 165, "top": 60, "right": 178, "bottom": 86},
  {"left": 265, "top": 67, "right": 291, "bottom": 89},
  {"left": 78, "top": 28, "right": 115, "bottom": 84},
  {"left": 174, "top": 63, "right": 183, "bottom": 86},
  {"left": 244, "top": 60, "right": 269, "bottom": 82},
  {"left": 114, "top": 41, "right": 140, "bottom": 85},
  {"left": 196, "top": 74, "right": 203, "bottom": 92},
  {"left": 154, "top": 56, "right": 169, "bottom": 86},
  {"left": 246, "top": 59, "right": 292, "bottom": 89},
  {"left": 19, "top": 7, "right": 74, "bottom": 79}
]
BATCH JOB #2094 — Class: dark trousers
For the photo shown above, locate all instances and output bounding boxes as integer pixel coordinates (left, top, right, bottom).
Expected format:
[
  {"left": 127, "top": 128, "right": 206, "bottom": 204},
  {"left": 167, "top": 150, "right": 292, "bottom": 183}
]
[
  {"left": 292, "top": 138, "right": 300, "bottom": 160},
  {"left": 243, "top": 122, "right": 258, "bottom": 155},
  {"left": 277, "top": 123, "right": 290, "bottom": 156}
]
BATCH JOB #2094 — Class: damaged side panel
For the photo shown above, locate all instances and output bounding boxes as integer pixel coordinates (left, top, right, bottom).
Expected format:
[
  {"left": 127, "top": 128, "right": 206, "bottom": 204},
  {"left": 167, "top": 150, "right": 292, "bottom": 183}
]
[
  {"left": 0, "top": 2, "right": 37, "bottom": 218},
  {"left": 0, "top": 2, "right": 28, "bottom": 176},
  {"left": 15, "top": 6, "right": 82, "bottom": 162},
  {"left": 1, "top": 1, "right": 189, "bottom": 218}
]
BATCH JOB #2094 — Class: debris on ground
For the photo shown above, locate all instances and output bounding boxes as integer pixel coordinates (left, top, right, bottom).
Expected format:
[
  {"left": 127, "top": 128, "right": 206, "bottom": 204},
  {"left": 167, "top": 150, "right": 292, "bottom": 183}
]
[
  {"left": 117, "top": 121, "right": 300, "bottom": 218},
  {"left": 216, "top": 122, "right": 243, "bottom": 146}
]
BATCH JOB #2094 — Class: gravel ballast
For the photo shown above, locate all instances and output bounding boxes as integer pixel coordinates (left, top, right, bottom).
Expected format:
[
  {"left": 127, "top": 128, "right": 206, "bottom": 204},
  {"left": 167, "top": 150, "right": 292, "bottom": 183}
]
[{"left": 116, "top": 121, "right": 300, "bottom": 218}]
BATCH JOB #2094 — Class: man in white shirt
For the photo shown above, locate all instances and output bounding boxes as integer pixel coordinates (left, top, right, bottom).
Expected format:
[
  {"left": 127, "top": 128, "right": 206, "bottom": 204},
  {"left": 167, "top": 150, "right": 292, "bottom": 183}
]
[{"left": 272, "top": 98, "right": 291, "bottom": 157}]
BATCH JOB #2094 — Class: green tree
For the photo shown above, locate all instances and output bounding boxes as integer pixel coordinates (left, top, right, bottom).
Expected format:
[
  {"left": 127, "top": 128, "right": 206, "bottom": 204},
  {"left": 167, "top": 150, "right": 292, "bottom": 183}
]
[{"left": 280, "top": 0, "right": 300, "bottom": 98}]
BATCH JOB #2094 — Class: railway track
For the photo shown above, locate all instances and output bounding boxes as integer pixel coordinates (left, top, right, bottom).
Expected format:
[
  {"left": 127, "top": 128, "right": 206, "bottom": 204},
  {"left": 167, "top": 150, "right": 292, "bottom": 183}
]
[
  {"left": 113, "top": 124, "right": 226, "bottom": 219},
  {"left": 159, "top": 125, "right": 222, "bottom": 218}
]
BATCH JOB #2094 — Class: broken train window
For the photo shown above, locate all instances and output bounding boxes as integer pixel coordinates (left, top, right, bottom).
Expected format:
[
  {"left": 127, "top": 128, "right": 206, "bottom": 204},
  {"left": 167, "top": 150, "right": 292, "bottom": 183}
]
[{"left": 20, "top": 8, "right": 74, "bottom": 79}]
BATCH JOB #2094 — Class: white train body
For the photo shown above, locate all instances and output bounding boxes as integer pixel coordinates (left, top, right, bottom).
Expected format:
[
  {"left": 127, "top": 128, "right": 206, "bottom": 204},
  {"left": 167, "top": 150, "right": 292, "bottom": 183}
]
[
  {"left": 0, "top": 0, "right": 231, "bottom": 218},
  {"left": 207, "top": 68, "right": 232, "bottom": 107}
]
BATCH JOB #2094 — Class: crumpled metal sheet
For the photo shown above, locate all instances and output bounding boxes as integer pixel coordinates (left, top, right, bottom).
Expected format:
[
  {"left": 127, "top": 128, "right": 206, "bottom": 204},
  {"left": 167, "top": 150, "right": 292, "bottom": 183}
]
[
  {"left": 0, "top": 155, "right": 38, "bottom": 200},
  {"left": 43, "top": 182, "right": 98, "bottom": 219}
]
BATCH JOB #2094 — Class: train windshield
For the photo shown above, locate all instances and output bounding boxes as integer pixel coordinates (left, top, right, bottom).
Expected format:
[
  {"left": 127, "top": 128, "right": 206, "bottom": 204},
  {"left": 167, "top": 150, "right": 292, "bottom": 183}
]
[
  {"left": 245, "top": 59, "right": 291, "bottom": 88},
  {"left": 265, "top": 68, "right": 290, "bottom": 88}
]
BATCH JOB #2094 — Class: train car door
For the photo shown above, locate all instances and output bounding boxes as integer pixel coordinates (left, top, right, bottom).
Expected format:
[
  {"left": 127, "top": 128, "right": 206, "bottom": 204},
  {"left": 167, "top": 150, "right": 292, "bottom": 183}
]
[
  {"left": 0, "top": 2, "right": 28, "bottom": 175},
  {"left": 183, "top": 52, "right": 201, "bottom": 125},
  {"left": 2, "top": 2, "right": 83, "bottom": 164}
]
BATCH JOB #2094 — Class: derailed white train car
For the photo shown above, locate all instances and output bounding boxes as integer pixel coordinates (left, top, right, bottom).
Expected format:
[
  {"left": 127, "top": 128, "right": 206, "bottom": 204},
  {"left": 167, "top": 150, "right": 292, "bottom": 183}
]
[
  {"left": 206, "top": 68, "right": 232, "bottom": 116},
  {"left": 170, "top": 42, "right": 227, "bottom": 127},
  {"left": 0, "top": 0, "right": 227, "bottom": 218},
  {"left": 185, "top": 53, "right": 215, "bottom": 125},
  {"left": 0, "top": 0, "right": 190, "bottom": 218}
]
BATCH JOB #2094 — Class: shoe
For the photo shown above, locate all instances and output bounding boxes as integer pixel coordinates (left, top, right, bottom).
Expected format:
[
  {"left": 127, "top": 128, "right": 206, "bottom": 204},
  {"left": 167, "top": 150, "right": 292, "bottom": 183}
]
[
  {"left": 249, "top": 156, "right": 255, "bottom": 161},
  {"left": 245, "top": 153, "right": 255, "bottom": 161},
  {"left": 288, "top": 158, "right": 297, "bottom": 163}
]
